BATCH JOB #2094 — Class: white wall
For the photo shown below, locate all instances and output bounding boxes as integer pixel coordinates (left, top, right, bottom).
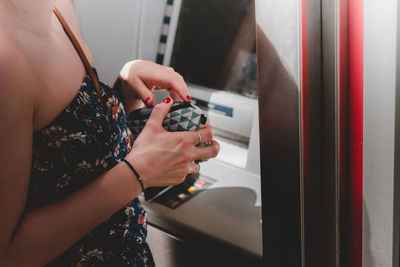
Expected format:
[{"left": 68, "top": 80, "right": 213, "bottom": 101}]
[
  {"left": 363, "top": 0, "right": 398, "bottom": 266},
  {"left": 72, "top": 0, "right": 166, "bottom": 85}
]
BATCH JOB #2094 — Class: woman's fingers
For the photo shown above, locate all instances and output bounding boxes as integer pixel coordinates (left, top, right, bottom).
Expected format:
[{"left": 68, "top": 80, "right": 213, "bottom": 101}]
[
  {"left": 166, "top": 74, "right": 189, "bottom": 102},
  {"left": 193, "top": 140, "right": 220, "bottom": 160},
  {"left": 188, "top": 161, "right": 201, "bottom": 174},
  {"left": 149, "top": 65, "right": 190, "bottom": 102},
  {"left": 130, "top": 78, "right": 155, "bottom": 107},
  {"left": 169, "top": 90, "right": 184, "bottom": 102},
  {"left": 197, "top": 125, "right": 214, "bottom": 144},
  {"left": 146, "top": 97, "right": 173, "bottom": 127},
  {"left": 179, "top": 125, "right": 214, "bottom": 145},
  {"left": 122, "top": 60, "right": 190, "bottom": 107}
]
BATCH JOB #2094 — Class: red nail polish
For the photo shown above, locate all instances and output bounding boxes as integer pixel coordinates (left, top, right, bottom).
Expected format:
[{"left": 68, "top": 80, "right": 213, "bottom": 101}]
[
  {"left": 163, "top": 97, "right": 172, "bottom": 104},
  {"left": 145, "top": 97, "right": 151, "bottom": 106},
  {"left": 186, "top": 95, "right": 192, "bottom": 102}
]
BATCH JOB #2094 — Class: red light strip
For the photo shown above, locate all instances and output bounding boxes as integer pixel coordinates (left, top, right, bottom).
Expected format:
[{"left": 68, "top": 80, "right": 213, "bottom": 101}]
[
  {"left": 348, "top": 0, "right": 364, "bottom": 266},
  {"left": 301, "top": 0, "right": 309, "bottom": 196}
]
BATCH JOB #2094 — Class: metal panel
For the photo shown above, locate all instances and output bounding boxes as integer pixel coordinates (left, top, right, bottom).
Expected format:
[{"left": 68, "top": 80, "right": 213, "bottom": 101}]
[
  {"left": 363, "top": 0, "right": 397, "bottom": 266},
  {"left": 255, "top": 1, "right": 302, "bottom": 265},
  {"left": 146, "top": 224, "right": 187, "bottom": 267},
  {"left": 394, "top": 0, "right": 400, "bottom": 265},
  {"left": 338, "top": 1, "right": 352, "bottom": 266},
  {"left": 300, "top": 0, "right": 325, "bottom": 266},
  {"left": 321, "top": 0, "right": 342, "bottom": 266},
  {"left": 321, "top": 0, "right": 353, "bottom": 265},
  {"left": 321, "top": 1, "right": 366, "bottom": 266}
]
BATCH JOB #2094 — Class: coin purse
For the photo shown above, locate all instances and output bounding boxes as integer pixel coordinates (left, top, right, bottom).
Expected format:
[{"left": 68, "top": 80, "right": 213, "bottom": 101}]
[{"left": 127, "top": 101, "right": 208, "bottom": 147}]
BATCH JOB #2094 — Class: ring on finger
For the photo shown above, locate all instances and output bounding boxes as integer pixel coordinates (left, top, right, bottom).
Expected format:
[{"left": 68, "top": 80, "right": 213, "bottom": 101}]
[
  {"left": 195, "top": 130, "right": 202, "bottom": 144},
  {"left": 194, "top": 164, "right": 200, "bottom": 172}
]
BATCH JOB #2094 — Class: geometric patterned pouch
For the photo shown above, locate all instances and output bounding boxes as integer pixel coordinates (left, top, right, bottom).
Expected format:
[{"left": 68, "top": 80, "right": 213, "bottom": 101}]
[{"left": 127, "top": 101, "right": 209, "bottom": 146}]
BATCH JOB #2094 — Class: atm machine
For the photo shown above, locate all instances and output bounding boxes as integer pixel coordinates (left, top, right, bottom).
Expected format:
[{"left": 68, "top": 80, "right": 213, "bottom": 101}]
[
  {"left": 135, "top": 1, "right": 263, "bottom": 266},
  {"left": 74, "top": 0, "right": 262, "bottom": 266},
  {"left": 74, "top": 0, "right": 400, "bottom": 266}
]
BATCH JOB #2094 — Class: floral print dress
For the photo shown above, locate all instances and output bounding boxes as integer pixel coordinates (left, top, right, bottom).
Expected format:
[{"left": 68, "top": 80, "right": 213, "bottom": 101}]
[{"left": 29, "top": 70, "right": 155, "bottom": 267}]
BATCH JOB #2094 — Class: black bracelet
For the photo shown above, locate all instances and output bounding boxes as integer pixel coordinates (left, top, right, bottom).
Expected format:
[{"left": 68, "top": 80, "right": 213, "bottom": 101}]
[{"left": 122, "top": 159, "right": 145, "bottom": 192}]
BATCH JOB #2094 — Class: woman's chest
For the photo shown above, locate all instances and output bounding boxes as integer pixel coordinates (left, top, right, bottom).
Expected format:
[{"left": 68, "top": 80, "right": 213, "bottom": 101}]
[{"left": 30, "top": 80, "right": 132, "bottom": 207}]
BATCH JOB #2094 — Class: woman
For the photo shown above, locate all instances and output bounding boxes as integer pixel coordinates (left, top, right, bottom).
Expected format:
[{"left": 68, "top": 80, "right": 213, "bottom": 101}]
[{"left": 0, "top": 0, "right": 219, "bottom": 266}]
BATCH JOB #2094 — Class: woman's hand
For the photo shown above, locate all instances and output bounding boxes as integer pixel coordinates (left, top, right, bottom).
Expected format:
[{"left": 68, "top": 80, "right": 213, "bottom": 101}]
[
  {"left": 124, "top": 98, "right": 219, "bottom": 188},
  {"left": 116, "top": 60, "right": 191, "bottom": 114}
]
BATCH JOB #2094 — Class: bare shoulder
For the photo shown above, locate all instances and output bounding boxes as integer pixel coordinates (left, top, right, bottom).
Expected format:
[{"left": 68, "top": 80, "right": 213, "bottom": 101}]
[
  {"left": 0, "top": 35, "right": 34, "bottom": 129},
  {"left": 0, "top": 36, "right": 20, "bottom": 78},
  {"left": 55, "top": 0, "right": 93, "bottom": 62},
  {"left": 0, "top": 36, "right": 34, "bottom": 108},
  {"left": 56, "top": 0, "right": 76, "bottom": 14},
  {"left": 55, "top": 0, "right": 83, "bottom": 38},
  {"left": 0, "top": 31, "right": 35, "bottom": 124}
]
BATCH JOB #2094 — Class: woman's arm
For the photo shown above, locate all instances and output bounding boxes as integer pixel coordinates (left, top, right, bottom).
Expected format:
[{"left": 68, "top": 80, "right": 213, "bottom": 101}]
[
  {"left": 1, "top": 158, "right": 143, "bottom": 266},
  {"left": 0, "top": 51, "right": 217, "bottom": 265},
  {"left": 0, "top": 46, "right": 143, "bottom": 266}
]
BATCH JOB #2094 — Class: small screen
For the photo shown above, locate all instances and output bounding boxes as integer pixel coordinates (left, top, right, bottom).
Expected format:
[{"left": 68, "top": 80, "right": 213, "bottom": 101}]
[{"left": 170, "top": 0, "right": 257, "bottom": 99}]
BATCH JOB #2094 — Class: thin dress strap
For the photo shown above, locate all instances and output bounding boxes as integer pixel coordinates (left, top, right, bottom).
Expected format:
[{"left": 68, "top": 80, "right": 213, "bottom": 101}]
[{"left": 53, "top": 7, "right": 104, "bottom": 107}]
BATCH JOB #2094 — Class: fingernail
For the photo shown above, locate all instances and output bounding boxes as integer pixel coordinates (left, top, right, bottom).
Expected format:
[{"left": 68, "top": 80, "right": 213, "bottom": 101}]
[
  {"left": 163, "top": 97, "right": 172, "bottom": 104},
  {"left": 145, "top": 97, "right": 151, "bottom": 106},
  {"left": 186, "top": 95, "right": 192, "bottom": 102}
]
